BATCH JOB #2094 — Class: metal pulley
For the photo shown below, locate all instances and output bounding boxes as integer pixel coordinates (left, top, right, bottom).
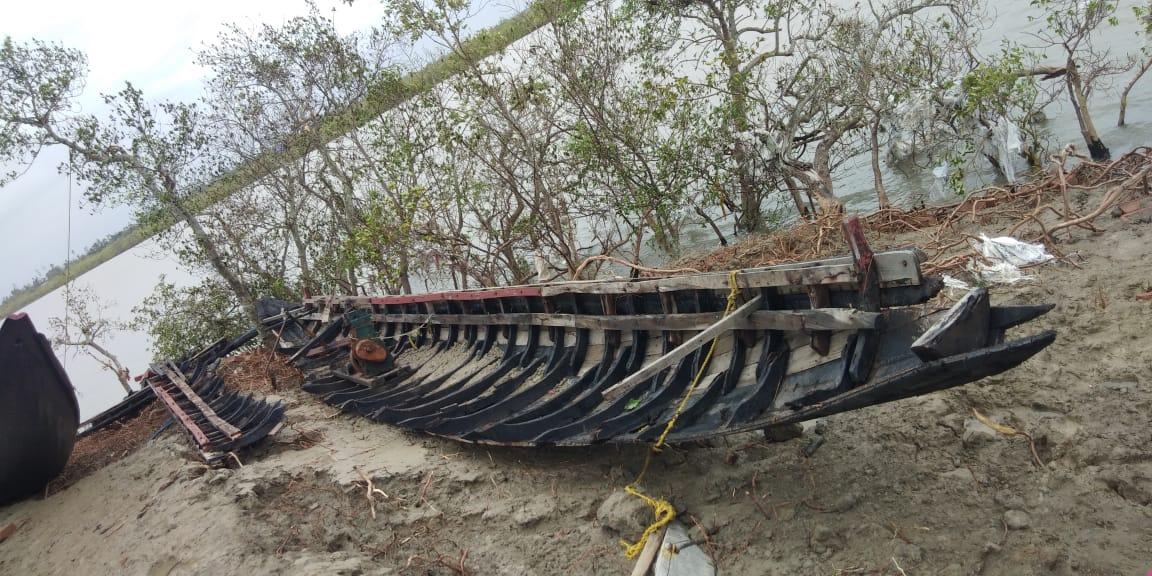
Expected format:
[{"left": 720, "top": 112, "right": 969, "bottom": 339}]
[
  {"left": 350, "top": 338, "right": 395, "bottom": 377},
  {"left": 353, "top": 339, "right": 389, "bottom": 363}
]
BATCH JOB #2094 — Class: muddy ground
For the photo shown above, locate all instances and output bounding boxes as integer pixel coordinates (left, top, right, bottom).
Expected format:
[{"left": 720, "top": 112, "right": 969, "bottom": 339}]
[{"left": 2, "top": 194, "right": 1151, "bottom": 575}]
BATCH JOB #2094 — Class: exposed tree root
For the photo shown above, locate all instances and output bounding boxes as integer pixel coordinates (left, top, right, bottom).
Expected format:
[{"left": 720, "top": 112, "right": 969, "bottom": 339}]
[{"left": 675, "top": 147, "right": 1152, "bottom": 277}]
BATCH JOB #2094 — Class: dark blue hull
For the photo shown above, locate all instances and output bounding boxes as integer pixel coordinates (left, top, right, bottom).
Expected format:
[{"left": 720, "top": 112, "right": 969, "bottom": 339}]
[{"left": 0, "top": 314, "right": 79, "bottom": 504}]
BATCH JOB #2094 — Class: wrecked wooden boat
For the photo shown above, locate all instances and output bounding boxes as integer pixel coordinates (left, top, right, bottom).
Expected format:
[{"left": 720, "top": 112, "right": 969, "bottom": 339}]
[
  {"left": 137, "top": 317, "right": 292, "bottom": 463},
  {"left": 0, "top": 314, "right": 79, "bottom": 504},
  {"left": 80, "top": 298, "right": 307, "bottom": 440},
  {"left": 288, "top": 219, "right": 1056, "bottom": 446}
]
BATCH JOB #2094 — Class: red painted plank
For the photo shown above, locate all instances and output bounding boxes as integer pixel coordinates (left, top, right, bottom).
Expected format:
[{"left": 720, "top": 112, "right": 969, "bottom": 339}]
[
  {"left": 149, "top": 379, "right": 211, "bottom": 448},
  {"left": 309, "top": 286, "right": 544, "bottom": 307}
]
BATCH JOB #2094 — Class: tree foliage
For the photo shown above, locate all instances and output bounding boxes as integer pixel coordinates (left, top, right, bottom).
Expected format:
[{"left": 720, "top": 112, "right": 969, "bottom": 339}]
[
  {"left": 129, "top": 275, "right": 248, "bottom": 362},
  {"left": 0, "top": 35, "right": 267, "bottom": 336},
  {"left": 4, "top": 0, "right": 1151, "bottom": 360},
  {"left": 47, "top": 283, "right": 135, "bottom": 395}
]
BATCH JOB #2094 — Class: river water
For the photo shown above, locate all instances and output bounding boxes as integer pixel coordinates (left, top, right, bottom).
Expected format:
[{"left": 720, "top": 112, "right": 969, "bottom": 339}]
[{"left": 12, "top": 0, "right": 1150, "bottom": 420}]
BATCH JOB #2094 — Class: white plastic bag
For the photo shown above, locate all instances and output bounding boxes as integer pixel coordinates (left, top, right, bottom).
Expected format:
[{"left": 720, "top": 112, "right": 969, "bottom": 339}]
[
  {"left": 991, "top": 118, "right": 1024, "bottom": 183},
  {"left": 966, "top": 234, "right": 1054, "bottom": 284},
  {"left": 976, "top": 234, "right": 1054, "bottom": 267}
]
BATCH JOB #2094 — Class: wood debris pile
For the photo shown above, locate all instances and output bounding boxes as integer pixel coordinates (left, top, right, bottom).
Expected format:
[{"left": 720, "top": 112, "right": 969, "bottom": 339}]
[
  {"left": 217, "top": 349, "right": 303, "bottom": 395},
  {"left": 679, "top": 147, "right": 1152, "bottom": 275}
]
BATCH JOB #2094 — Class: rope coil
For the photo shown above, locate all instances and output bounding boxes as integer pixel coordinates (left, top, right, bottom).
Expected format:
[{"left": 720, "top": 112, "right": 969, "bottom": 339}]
[{"left": 619, "top": 270, "right": 742, "bottom": 558}]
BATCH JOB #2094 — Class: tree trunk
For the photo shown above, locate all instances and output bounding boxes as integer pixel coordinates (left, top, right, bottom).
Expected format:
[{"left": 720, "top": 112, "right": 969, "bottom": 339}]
[
  {"left": 693, "top": 206, "right": 729, "bottom": 246},
  {"left": 288, "top": 225, "right": 314, "bottom": 299},
  {"left": 1118, "top": 57, "right": 1151, "bottom": 127},
  {"left": 805, "top": 125, "right": 846, "bottom": 215},
  {"left": 783, "top": 175, "right": 815, "bottom": 220},
  {"left": 720, "top": 23, "right": 762, "bottom": 232},
  {"left": 168, "top": 197, "right": 266, "bottom": 339},
  {"left": 398, "top": 252, "right": 413, "bottom": 295},
  {"left": 1064, "top": 59, "right": 1110, "bottom": 161},
  {"left": 870, "top": 121, "right": 890, "bottom": 210},
  {"left": 85, "top": 341, "right": 135, "bottom": 395}
]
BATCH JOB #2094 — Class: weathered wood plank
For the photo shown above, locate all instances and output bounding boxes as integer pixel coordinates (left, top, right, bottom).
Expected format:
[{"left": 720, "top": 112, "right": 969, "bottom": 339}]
[
  {"left": 149, "top": 379, "right": 213, "bottom": 448},
  {"left": 807, "top": 285, "right": 832, "bottom": 356},
  {"left": 539, "top": 250, "right": 921, "bottom": 296},
  {"left": 302, "top": 250, "right": 924, "bottom": 309},
  {"left": 301, "top": 308, "right": 878, "bottom": 332},
  {"left": 785, "top": 330, "right": 851, "bottom": 375},
  {"left": 629, "top": 524, "right": 669, "bottom": 576},
  {"left": 160, "top": 364, "right": 242, "bottom": 439},
  {"left": 601, "top": 295, "right": 763, "bottom": 401},
  {"left": 333, "top": 367, "right": 405, "bottom": 388},
  {"left": 911, "top": 288, "right": 989, "bottom": 361}
]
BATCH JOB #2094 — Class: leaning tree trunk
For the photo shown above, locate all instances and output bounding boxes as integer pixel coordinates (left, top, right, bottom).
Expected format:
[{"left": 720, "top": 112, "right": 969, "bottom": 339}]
[
  {"left": 63, "top": 337, "right": 134, "bottom": 395},
  {"left": 1118, "top": 57, "right": 1151, "bottom": 127},
  {"left": 870, "top": 121, "right": 891, "bottom": 210},
  {"left": 1065, "top": 59, "right": 1110, "bottom": 161},
  {"left": 169, "top": 197, "right": 266, "bottom": 340},
  {"left": 85, "top": 341, "right": 134, "bottom": 395},
  {"left": 800, "top": 125, "right": 847, "bottom": 215}
]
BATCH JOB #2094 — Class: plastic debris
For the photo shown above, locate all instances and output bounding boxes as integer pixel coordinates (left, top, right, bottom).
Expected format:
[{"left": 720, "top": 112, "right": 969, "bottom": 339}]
[
  {"left": 943, "top": 274, "right": 972, "bottom": 291},
  {"left": 976, "top": 234, "right": 1054, "bottom": 268},
  {"left": 991, "top": 118, "right": 1025, "bottom": 183},
  {"left": 966, "top": 234, "right": 1054, "bottom": 285},
  {"left": 655, "top": 521, "right": 715, "bottom": 576},
  {"left": 931, "top": 161, "right": 951, "bottom": 200}
]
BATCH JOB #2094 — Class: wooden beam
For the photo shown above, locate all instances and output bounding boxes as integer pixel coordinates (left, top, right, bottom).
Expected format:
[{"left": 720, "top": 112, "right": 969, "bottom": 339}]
[
  {"left": 304, "top": 249, "right": 925, "bottom": 308},
  {"left": 299, "top": 308, "right": 878, "bottom": 332},
  {"left": 332, "top": 367, "right": 405, "bottom": 388},
  {"left": 807, "top": 285, "right": 832, "bottom": 356},
  {"left": 149, "top": 378, "right": 213, "bottom": 448},
  {"left": 629, "top": 524, "right": 669, "bottom": 576},
  {"left": 601, "top": 295, "right": 763, "bottom": 401},
  {"left": 538, "top": 250, "right": 921, "bottom": 297},
  {"left": 160, "top": 364, "right": 242, "bottom": 439},
  {"left": 911, "top": 288, "right": 989, "bottom": 361}
]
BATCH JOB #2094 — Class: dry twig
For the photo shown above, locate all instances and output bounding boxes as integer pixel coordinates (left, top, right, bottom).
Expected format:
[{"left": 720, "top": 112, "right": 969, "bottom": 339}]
[
  {"left": 972, "top": 409, "right": 1044, "bottom": 468},
  {"left": 353, "top": 466, "right": 391, "bottom": 519}
]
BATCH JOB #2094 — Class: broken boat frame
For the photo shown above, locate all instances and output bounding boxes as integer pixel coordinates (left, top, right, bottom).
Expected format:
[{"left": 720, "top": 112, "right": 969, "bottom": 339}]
[{"left": 284, "top": 218, "right": 1056, "bottom": 447}]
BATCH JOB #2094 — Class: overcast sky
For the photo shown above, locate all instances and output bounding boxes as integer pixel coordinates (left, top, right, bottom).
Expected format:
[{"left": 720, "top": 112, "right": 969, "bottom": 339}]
[{"left": 0, "top": 0, "right": 448, "bottom": 293}]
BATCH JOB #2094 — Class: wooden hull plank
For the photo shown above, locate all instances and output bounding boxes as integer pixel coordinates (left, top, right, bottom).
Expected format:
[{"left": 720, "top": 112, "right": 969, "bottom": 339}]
[
  {"left": 601, "top": 295, "right": 762, "bottom": 401},
  {"left": 435, "top": 350, "right": 574, "bottom": 438},
  {"left": 399, "top": 355, "right": 546, "bottom": 430},
  {"left": 477, "top": 360, "right": 605, "bottom": 443},
  {"left": 372, "top": 348, "right": 505, "bottom": 409},
  {"left": 630, "top": 372, "right": 726, "bottom": 443},
  {"left": 369, "top": 349, "right": 529, "bottom": 421},
  {"left": 571, "top": 348, "right": 706, "bottom": 444},
  {"left": 492, "top": 338, "right": 643, "bottom": 442},
  {"left": 531, "top": 331, "right": 655, "bottom": 443}
]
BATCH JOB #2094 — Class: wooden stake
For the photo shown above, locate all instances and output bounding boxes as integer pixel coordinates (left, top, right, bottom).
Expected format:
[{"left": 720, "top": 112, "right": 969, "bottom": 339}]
[
  {"left": 602, "top": 295, "right": 762, "bottom": 401},
  {"left": 629, "top": 524, "right": 668, "bottom": 576}
]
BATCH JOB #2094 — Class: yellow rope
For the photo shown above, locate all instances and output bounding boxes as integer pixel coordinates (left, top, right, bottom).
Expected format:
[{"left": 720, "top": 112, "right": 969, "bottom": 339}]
[
  {"left": 389, "top": 316, "right": 433, "bottom": 348},
  {"left": 619, "top": 271, "right": 742, "bottom": 558}
]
